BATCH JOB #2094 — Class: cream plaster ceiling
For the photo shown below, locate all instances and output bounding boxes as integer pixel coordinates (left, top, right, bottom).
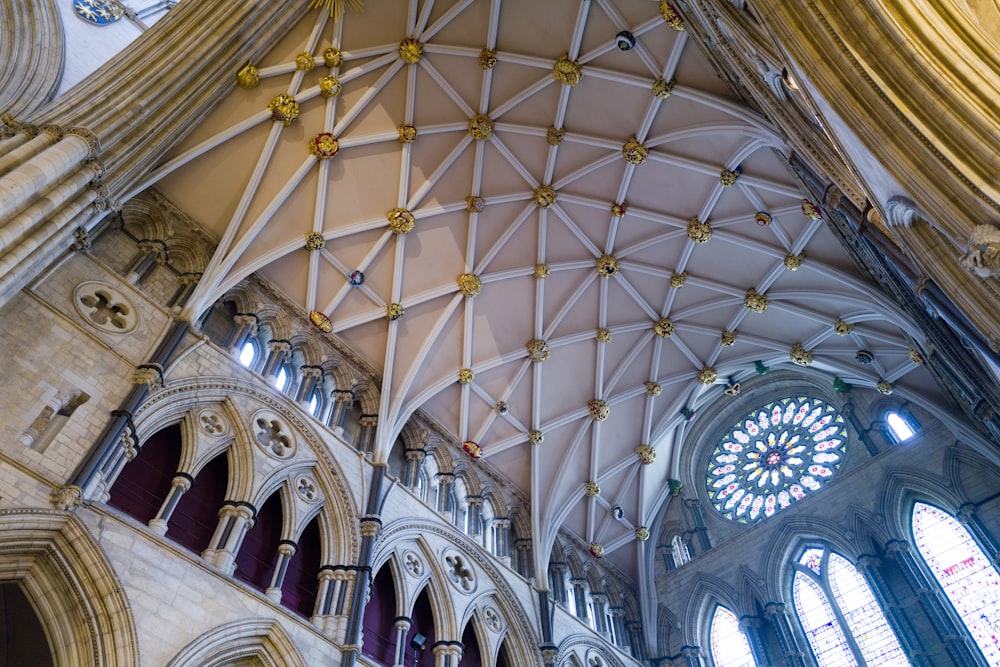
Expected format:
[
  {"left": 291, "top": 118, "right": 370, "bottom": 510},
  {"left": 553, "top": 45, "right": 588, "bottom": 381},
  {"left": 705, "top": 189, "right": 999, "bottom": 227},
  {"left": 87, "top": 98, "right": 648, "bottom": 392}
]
[{"left": 149, "top": 0, "right": 946, "bottom": 580}]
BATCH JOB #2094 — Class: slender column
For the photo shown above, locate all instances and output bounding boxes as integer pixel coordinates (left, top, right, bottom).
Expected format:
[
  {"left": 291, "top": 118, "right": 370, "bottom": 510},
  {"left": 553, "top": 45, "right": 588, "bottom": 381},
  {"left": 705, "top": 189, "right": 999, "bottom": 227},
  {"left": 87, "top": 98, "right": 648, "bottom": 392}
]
[
  {"left": 404, "top": 448, "right": 427, "bottom": 488},
  {"left": 261, "top": 339, "right": 291, "bottom": 378},
  {"left": 465, "top": 494, "right": 483, "bottom": 535},
  {"left": 684, "top": 498, "right": 711, "bottom": 552},
  {"left": 958, "top": 503, "right": 1000, "bottom": 558},
  {"left": 609, "top": 606, "right": 628, "bottom": 649},
  {"left": 265, "top": 540, "right": 297, "bottom": 602},
  {"left": 0, "top": 132, "right": 93, "bottom": 222},
  {"left": 0, "top": 130, "right": 58, "bottom": 179},
  {"left": 328, "top": 390, "right": 355, "bottom": 434},
  {"left": 357, "top": 414, "right": 378, "bottom": 454},
  {"left": 203, "top": 502, "right": 255, "bottom": 575},
  {"left": 739, "top": 616, "right": 769, "bottom": 667},
  {"left": 342, "top": 464, "right": 387, "bottom": 667},
  {"left": 168, "top": 271, "right": 201, "bottom": 307},
  {"left": 295, "top": 365, "right": 323, "bottom": 403},
  {"left": 493, "top": 517, "right": 511, "bottom": 564},
  {"left": 856, "top": 555, "right": 929, "bottom": 666},
  {"left": 392, "top": 616, "right": 411, "bottom": 667},
  {"left": 515, "top": 538, "right": 534, "bottom": 578},
  {"left": 431, "top": 641, "right": 463, "bottom": 667},
  {"left": 225, "top": 312, "right": 259, "bottom": 349},
  {"left": 435, "top": 472, "right": 455, "bottom": 515},
  {"left": 885, "top": 540, "right": 981, "bottom": 665},
  {"left": 680, "top": 646, "right": 701, "bottom": 667},
  {"left": 659, "top": 544, "right": 676, "bottom": 571},
  {"left": 590, "top": 592, "right": 609, "bottom": 635},
  {"left": 549, "top": 562, "right": 568, "bottom": 604},
  {"left": 125, "top": 238, "right": 167, "bottom": 284},
  {"left": 626, "top": 621, "right": 646, "bottom": 661},
  {"left": 570, "top": 578, "right": 589, "bottom": 620},
  {"left": 764, "top": 602, "right": 807, "bottom": 667},
  {"left": 314, "top": 565, "right": 354, "bottom": 642},
  {"left": 148, "top": 472, "right": 193, "bottom": 534}
]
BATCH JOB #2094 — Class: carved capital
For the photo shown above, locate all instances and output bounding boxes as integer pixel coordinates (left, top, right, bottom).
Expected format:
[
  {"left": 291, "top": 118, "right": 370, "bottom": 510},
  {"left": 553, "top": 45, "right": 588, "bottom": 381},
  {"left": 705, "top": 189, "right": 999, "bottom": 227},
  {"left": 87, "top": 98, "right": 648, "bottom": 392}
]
[{"left": 51, "top": 485, "right": 83, "bottom": 511}]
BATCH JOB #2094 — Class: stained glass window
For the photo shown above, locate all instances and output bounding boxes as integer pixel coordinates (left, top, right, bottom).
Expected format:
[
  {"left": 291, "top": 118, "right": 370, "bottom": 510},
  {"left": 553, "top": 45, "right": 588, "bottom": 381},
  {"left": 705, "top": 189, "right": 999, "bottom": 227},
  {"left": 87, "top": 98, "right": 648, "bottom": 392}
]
[
  {"left": 885, "top": 412, "right": 915, "bottom": 442},
  {"left": 912, "top": 503, "right": 1000, "bottom": 663},
  {"left": 793, "top": 547, "right": 908, "bottom": 666},
  {"left": 709, "top": 606, "right": 754, "bottom": 667},
  {"left": 706, "top": 397, "right": 847, "bottom": 523}
]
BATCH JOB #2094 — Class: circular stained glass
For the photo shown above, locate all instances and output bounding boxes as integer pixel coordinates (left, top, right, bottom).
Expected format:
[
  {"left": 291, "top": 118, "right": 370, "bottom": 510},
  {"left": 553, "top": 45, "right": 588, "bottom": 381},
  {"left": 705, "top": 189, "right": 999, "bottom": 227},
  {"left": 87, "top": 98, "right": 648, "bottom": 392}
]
[{"left": 706, "top": 396, "right": 847, "bottom": 523}]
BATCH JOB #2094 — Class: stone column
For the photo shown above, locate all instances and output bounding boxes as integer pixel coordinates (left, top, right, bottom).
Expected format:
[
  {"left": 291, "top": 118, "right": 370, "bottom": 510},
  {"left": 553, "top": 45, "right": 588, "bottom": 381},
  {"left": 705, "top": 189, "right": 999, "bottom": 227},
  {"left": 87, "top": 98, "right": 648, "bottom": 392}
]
[
  {"left": 680, "top": 645, "right": 701, "bottom": 667},
  {"left": 764, "top": 602, "right": 807, "bottom": 667},
  {"left": 314, "top": 565, "right": 354, "bottom": 643},
  {"left": 295, "top": 365, "right": 323, "bottom": 404},
  {"left": 609, "top": 606, "right": 628, "bottom": 649},
  {"left": 392, "top": 616, "right": 411, "bottom": 667},
  {"left": 265, "top": 540, "right": 297, "bottom": 602},
  {"left": 431, "top": 641, "right": 463, "bottom": 667},
  {"left": 739, "top": 615, "right": 769, "bottom": 667},
  {"left": 659, "top": 544, "right": 676, "bottom": 571},
  {"left": 885, "top": 540, "right": 980, "bottom": 665},
  {"left": 435, "top": 472, "right": 455, "bottom": 515},
  {"left": 465, "top": 494, "right": 483, "bottom": 536},
  {"left": 590, "top": 592, "right": 608, "bottom": 635},
  {"left": 327, "top": 390, "right": 354, "bottom": 434},
  {"left": 84, "top": 418, "right": 139, "bottom": 503},
  {"left": 570, "top": 578, "right": 589, "bottom": 621},
  {"left": 549, "top": 561, "right": 568, "bottom": 605},
  {"left": 125, "top": 238, "right": 167, "bottom": 284},
  {"left": 203, "top": 501, "right": 255, "bottom": 575},
  {"left": 856, "top": 554, "right": 929, "bottom": 665},
  {"left": 225, "top": 312, "right": 258, "bottom": 350},
  {"left": 261, "top": 339, "right": 291, "bottom": 378},
  {"left": 493, "top": 517, "right": 511, "bottom": 564},
  {"left": 357, "top": 414, "right": 378, "bottom": 454},
  {"left": 626, "top": 621, "right": 646, "bottom": 661},
  {"left": 515, "top": 538, "right": 534, "bottom": 578},
  {"left": 148, "top": 472, "right": 193, "bottom": 534},
  {"left": 957, "top": 503, "right": 1000, "bottom": 558},
  {"left": 168, "top": 271, "right": 202, "bottom": 307}
]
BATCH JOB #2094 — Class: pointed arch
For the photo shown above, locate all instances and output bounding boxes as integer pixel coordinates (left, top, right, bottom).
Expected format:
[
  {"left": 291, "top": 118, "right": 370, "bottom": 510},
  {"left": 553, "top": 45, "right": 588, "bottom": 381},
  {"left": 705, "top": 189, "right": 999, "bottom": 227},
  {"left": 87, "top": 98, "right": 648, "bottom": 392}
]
[{"left": 166, "top": 618, "right": 307, "bottom": 667}]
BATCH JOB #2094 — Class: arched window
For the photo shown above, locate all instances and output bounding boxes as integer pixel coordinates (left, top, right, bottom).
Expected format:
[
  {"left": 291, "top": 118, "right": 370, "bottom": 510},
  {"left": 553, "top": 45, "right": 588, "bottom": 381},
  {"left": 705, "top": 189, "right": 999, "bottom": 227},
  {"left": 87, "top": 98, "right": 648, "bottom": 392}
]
[
  {"left": 238, "top": 339, "right": 258, "bottom": 367},
  {"left": 707, "top": 397, "right": 847, "bottom": 523},
  {"left": 308, "top": 389, "right": 323, "bottom": 417},
  {"left": 274, "top": 365, "right": 290, "bottom": 392},
  {"left": 885, "top": 411, "right": 916, "bottom": 442},
  {"left": 672, "top": 534, "right": 691, "bottom": 567},
  {"left": 709, "top": 605, "right": 754, "bottom": 667},
  {"left": 792, "top": 547, "right": 907, "bottom": 665},
  {"left": 912, "top": 502, "right": 1000, "bottom": 664}
]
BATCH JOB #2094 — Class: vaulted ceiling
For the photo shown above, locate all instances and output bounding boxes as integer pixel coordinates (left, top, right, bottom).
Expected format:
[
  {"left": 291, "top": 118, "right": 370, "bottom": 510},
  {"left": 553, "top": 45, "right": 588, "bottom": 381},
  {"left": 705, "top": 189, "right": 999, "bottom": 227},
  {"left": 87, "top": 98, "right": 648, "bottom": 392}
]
[{"left": 153, "top": 0, "right": 946, "bottom": 580}]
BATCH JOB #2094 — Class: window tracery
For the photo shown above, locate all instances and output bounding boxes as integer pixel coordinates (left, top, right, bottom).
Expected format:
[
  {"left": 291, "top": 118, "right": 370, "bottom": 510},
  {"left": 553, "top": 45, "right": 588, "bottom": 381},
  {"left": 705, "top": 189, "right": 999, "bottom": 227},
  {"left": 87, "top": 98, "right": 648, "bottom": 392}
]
[
  {"left": 707, "top": 397, "right": 847, "bottom": 523},
  {"left": 709, "top": 605, "right": 754, "bottom": 667}
]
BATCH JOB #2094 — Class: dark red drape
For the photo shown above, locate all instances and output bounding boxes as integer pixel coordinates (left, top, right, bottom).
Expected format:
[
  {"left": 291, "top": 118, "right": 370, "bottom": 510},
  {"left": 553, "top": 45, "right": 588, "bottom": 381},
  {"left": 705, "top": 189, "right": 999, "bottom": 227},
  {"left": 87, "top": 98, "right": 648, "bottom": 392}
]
[
  {"left": 234, "top": 491, "right": 282, "bottom": 592},
  {"left": 169, "top": 452, "right": 229, "bottom": 554},
  {"left": 108, "top": 423, "right": 181, "bottom": 523},
  {"left": 282, "top": 516, "right": 321, "bottom": 617}
]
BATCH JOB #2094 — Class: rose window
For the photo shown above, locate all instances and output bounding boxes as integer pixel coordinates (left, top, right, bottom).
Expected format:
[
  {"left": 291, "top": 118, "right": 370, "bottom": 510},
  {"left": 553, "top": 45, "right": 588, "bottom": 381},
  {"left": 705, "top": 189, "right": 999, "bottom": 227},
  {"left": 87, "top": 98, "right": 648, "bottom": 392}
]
[{"left": 706, "top": 397, "right": 847, "bottom": 523}]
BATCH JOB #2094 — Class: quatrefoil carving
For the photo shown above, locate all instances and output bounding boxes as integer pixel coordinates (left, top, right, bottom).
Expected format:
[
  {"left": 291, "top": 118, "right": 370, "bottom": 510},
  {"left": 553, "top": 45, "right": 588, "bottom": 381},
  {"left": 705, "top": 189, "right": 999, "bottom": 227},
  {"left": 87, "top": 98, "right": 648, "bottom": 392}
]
[
  {"left": 252, "top": 411, "right": 296, "bottom": 459},
  {"left": 444, "top": 552, "right": 476, "bottom": 593}
]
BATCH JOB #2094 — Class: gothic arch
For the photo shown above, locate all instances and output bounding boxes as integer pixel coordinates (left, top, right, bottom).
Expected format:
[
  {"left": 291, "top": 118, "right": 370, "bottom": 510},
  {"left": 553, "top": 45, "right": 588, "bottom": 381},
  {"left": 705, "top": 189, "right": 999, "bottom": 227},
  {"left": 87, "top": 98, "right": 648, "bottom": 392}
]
[
  {"left": 166, "top": 618, "right": 307, "bottom": 667},
  {"left": 878, "top": 467, "right": 965, "bottom": 541},
  {"left": 0, "top": 510, "right": 139, "bottom": 667},
  {"left": 0, "top": 0, "right": 63, "bottom": 117},
  {"left": 555, "top": 634, "right": 625, "bottom": 667},
  {"left": 681, "top": 574, "right": 744, "bottom": 645}
]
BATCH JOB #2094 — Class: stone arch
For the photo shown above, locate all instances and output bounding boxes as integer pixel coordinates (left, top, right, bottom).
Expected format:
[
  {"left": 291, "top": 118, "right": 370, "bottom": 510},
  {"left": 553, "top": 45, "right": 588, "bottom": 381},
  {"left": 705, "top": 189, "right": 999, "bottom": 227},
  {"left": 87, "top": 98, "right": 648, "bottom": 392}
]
[
  {"left": 681, "top": 573, "right": 743, "bottom": 646},
  {"left": 166, "top": 618, "right": 307, "bottom": 667},
  {"left": 879, "top": 467, "right": 967, "bottom": 542},
  {"left": 0, "top": 0, "right": 63, "bottom": 117},
  {"left": 555, "top": 634, "right": 625, "bottom": 667},
  {"left": 353, "top": 382, "right": 380, "bottom": 415},
  {"left": 0, "top": 510, "right": 139, "bottom": 667}
]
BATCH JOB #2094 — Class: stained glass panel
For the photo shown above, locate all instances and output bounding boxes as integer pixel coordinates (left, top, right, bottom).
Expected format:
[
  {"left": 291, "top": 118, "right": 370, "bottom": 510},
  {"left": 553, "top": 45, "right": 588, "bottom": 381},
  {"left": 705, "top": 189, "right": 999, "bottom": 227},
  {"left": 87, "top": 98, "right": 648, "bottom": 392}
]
[
  {"left": 709, "top": 606, "right": 754, "bottom": 667},
  {"left": 793, "top": 572, "right": 854, "bottom": 667},
  {"left": 827, "top": 553, "right": 908, "bottom": 665},
  {"left": 912, "top": 503, "right": 1000, "bottom": 663},
  {"left": 707, "top": 397, "right": 847, "bottom": 523}
]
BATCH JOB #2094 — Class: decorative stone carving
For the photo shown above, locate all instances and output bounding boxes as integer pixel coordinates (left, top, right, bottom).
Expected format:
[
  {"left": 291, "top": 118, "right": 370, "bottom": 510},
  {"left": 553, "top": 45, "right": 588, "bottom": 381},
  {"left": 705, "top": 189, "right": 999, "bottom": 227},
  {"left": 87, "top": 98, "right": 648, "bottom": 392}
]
[
  {"left": 833, "top": 319, "right": 853, "bottom": 335},
  {"left": 529, "top": 429, "right": 544, "bottom": 445},
  {"left": 721, "top": 330, "right": 737, "bottom": 347},
  {"left": 698, "top": 367, "right": 717, "bottom": 385},
  {"left": 670, "top": 271, "right": 687, "bottom": 288},
  {"left": 526, "top": 338, "right": 551, "bottom": 362},
  {"left": 304, "top": 232, "right": 326, "bottom": 250},
  {"left": 387, "top": 207, "right": 415, "bottom": 234},
  {"left": 622, "top": 136, "right": 648, "bottom": 165},
  {"left": 463, "top": 440, "right": 483, "bottom": 459},
  {"left": 909, "top": 348, "right": 926, "bottom": 365},
  {"left": 51, "top": 485, "right": 83, "bottom": 511},
  {"left": 74, "top": 281, "right": 138, "bottom": 333},
  {"left": 323, "top": 47, "right": 344, "bottom": 68},
  {"left": 479, "top": 48, "right": 497, "bottom": 70},
  {"left": 133, "top": 364, "right": 163, "bottom": 390},
  {"left": 610, "top": 201, "right": 628, "bottom": 218},
  {"left": 596, "top": 254, "right": 619, "bottom": 277},
  {"left": 236, "top": 62, "right": 259, "bottom": 89},
  {"left": 553, "top": 53, "right": 582, "bottom": 86},
  {"left": 659, "top": 0, "right": 685, "bottom": 30},
  {"left": 253, "top": 412, "right": 296, "bottom": 459},
  {"left": 801, "top": 198, "right": 822, "bottom": 220},
  {"left": 295, "top": 51, "right": 315, "bottom": 71},
  {"left": 653, "top": 317, "right": 674, "bottom": 338},
  {"left": 784, "top": 252, "right": 804, "bottom": 270},
  {"left": 589, "top": 542, "right": 605, "bottom": 558},
  {"left": 596, "top": 328, "right": 612, "bottom": 343},
  {"left": 833, "top": 376, "right": 853, "bottom": 393},
  {"left": 468, "top": 114, "right": 493, "bottom": 141},
  {"left": 386, "top": 303, "right": 405, "bottom": 321},
  {"left": 645, "top": 381, "right": 661, "bottom": 396},
  {"left": 403, "top": 550, "right": 423, "bottom": 576},
  {"left": 755, "top": 211, "right": 771, "bottom": 226},
  {"left": 295, "top": 474, "right": 320, "bottom": 502},
  {"left": 725, "top": 381, "right": 741, "bottom": 396},
  {"left": 445, "top": 552, "right": 476, "bottom": 592},
  {"left": 790, "top": 343, "right": 813, "bottom": 366},
  {"left": 198, "top": 409, "right": 228, "bottom": 437},
  {"left": 533, "top": 264, "right": 550, "bottom": 278},
  {"left": 319, "top": 75, "right": 342, "bottom": 98},
  {"left": 687, "top": 217, "right": 711, "bottom": 243},
  {"left": 876, "top": 379, "right": 894, "bottom": 395},
  {"left": 637, "top": 444, "right": 655, "bottom": 465},
  {"left": 268, "top": 94, "right": 299, "bottom": 125},
  {"left": 856, "top": 349, "right": 874, "bottom": 365},
  {"left": 458, "top": 368, "right": 474, "bottom": 384},
  {"left": 668, "top": 479, "right": 684, "bottom": 494},
  {"left": 546, "top": 126, "right": 565, "bottom": 146},
  {"left": 309, "top": 132, "right": 340, "bottom": 159},
  {"left": 719, "top": 166, "right": 741, "bottom": 187},
  {"left": 534, "top": 185, "right": 557, "bottom": 208},
  {"left": 309, "top": 310, "right": 333, "bottom": 332},
  {"left": 496, "top": 400, "right": 509, "bottom": 415},
  {"left": 483, "top": 606, "right": 502, "bottom": 631},
  {"left": 588, "top": 399, "right": 610, "bottom": 421},
  {"left": 960, "top": 223, "right": 1000, "bottom": 278},
  {"left": 584, "top": 481, "right": 601, "bottom": 497},
  {"left": 635, "top": 526, "right": 650, "bottom": 541},
  {"left": 652, "top": 76, "right": 675, "bottom": 99},
  {"left": 397, "top": 124, "right": 417, "bottom": 143},
  {"left": 360, "top": 516, "right": 382, "bottom": 537},
  {"left": 744, "top": 287, "right": 768, "bottom": 314},
  {"left": 457, "top": 273, "right": 482, "bottom": 297},
  {"left": 399, "top": 38, "right": 424, "bottom": 64},
  {"left": 466, "top": 196, "right": 485, "bottom": 213}
]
